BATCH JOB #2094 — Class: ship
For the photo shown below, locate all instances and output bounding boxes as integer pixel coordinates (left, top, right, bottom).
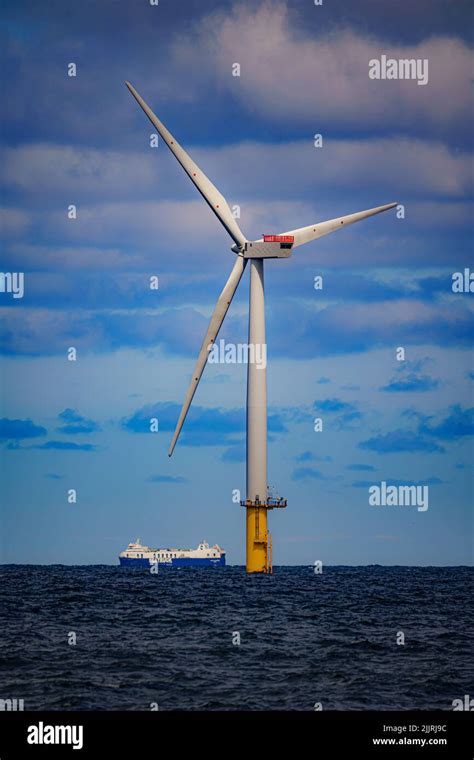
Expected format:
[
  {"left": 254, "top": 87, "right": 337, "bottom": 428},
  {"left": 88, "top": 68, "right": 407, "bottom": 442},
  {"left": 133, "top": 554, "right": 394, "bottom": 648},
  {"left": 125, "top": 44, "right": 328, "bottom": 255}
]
[{"left": 119, "top": 539, "right": 226, "bottom": 568}]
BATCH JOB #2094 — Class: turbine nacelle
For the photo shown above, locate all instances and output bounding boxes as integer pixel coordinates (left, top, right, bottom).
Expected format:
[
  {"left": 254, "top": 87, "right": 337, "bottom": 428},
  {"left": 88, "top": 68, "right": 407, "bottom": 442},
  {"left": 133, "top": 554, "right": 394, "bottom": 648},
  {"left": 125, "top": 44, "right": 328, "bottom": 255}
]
[{"left": 232, "top": 236, "right": 294, "bottom": 259}]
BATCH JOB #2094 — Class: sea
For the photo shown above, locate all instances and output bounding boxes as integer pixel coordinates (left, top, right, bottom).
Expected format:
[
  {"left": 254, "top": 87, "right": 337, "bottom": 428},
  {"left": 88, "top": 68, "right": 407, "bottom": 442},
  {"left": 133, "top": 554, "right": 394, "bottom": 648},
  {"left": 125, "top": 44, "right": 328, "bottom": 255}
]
[{"left": 0, "top": 565, "right": 472, "bottom": 711}]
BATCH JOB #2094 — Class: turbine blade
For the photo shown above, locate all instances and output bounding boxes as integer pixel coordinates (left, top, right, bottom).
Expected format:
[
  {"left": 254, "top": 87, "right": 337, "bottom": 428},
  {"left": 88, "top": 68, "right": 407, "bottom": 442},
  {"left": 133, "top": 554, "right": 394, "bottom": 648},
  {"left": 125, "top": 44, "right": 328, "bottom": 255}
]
[
  {"left": 168, "top": 256, "right": 248, "bottom": 456},
  {"left": 125, "top": 81, "right": 246, "bottom": 248},
  {"left": 277, "top": 202, "right": 397, "bottom": 249}
]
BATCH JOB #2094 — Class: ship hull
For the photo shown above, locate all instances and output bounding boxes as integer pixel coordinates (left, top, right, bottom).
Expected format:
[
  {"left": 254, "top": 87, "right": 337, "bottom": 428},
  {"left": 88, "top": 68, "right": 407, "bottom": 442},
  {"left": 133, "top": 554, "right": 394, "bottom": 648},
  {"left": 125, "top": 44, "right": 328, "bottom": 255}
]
[{"left": 119, "top": 555, "right": 226, "bottom": 568}]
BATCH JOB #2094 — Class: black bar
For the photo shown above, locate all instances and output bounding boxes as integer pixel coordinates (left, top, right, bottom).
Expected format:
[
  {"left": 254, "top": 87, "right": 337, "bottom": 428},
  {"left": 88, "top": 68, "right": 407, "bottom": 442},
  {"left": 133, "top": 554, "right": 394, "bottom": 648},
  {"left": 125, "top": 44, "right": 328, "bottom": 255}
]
[{"left": 0, "top": 711, "right": 472, "bottom": 757}]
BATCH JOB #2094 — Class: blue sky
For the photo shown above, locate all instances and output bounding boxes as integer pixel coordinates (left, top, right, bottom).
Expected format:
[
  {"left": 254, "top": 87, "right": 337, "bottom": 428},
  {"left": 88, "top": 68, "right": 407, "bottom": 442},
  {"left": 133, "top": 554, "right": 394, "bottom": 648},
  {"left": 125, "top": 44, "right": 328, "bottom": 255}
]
[{"left": 0, "top": 0, "right": 473, "bottom": 565}]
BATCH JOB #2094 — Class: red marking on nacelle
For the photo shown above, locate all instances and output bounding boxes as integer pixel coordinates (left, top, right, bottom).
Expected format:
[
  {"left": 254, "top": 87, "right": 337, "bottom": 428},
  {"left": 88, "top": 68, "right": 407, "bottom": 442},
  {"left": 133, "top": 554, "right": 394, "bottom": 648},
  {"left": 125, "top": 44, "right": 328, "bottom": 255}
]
[{"left": 263, "top": 235, "right": 294, "bottom": 243}]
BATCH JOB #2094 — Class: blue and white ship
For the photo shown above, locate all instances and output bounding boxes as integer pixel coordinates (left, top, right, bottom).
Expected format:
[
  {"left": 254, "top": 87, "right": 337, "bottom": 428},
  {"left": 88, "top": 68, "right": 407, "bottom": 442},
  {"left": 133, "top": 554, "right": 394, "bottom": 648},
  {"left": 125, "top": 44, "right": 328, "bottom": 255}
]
[{"left": 119, "top": 539, "right": 226, "bottom": 568}]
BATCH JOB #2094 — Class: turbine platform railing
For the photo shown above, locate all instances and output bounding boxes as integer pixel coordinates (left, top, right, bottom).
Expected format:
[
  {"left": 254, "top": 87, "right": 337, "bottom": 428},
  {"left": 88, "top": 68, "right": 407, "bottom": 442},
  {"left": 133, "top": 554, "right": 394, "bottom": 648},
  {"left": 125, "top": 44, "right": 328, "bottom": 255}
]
[{"left": 239, "top": 497, "right": 287, "bottom": 510}]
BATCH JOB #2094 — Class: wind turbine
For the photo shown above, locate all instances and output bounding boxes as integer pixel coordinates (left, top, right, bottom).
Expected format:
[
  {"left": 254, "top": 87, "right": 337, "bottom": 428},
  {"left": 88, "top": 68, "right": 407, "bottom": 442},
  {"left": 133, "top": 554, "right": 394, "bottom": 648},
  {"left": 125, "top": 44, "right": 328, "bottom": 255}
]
[{"left": 126, "top": 81, "right": 397, "bottom": 574}]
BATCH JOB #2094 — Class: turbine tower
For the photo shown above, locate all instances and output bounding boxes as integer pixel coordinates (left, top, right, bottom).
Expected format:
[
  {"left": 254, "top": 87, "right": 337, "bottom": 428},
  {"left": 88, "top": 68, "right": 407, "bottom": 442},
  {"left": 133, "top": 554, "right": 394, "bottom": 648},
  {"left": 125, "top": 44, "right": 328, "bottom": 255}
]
[{"left": 126, "top": 81, "right": 396, "bottom": 574}]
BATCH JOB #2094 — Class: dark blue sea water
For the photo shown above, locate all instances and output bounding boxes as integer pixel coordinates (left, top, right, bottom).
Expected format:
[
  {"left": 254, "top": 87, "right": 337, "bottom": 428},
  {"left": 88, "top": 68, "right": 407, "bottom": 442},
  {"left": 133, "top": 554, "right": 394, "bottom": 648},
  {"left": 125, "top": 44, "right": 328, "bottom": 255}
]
[{"left": 0, "top": 566, "right": 472, "bottom": 711}]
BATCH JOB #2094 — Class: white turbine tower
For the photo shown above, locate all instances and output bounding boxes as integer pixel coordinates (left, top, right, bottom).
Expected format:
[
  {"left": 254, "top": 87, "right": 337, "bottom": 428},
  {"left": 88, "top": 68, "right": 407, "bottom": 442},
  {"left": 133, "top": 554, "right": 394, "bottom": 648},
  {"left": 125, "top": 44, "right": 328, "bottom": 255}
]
[{"left": 126, "top": 81, "right": 397, "bottom": 574}]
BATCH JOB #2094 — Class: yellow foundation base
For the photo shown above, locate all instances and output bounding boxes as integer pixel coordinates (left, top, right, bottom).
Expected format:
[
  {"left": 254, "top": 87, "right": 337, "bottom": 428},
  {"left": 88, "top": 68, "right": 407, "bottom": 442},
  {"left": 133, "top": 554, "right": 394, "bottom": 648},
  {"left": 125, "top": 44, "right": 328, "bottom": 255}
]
[{"left": 246, "top": 506, "right": 271, "bottom": 574}]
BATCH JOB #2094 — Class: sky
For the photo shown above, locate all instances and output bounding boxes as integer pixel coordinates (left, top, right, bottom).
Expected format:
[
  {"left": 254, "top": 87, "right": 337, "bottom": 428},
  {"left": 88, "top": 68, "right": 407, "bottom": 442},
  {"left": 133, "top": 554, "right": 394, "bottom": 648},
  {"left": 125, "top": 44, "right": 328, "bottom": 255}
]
[{"left": 0, "top": 0, "right": 473, "bottom": 565}]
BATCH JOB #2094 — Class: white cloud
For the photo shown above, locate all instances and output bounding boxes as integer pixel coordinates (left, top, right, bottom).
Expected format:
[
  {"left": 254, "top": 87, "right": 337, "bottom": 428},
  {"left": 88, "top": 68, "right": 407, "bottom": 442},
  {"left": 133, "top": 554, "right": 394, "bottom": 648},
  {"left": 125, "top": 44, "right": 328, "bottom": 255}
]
[
  {"left": 171, "top": 0, "right": 473, "bottom": 137},
  {"left": 5, "top": 244, "right": 139, "bottom": 271},
  {"left": 2, "top": 144, "right": 163, "bottom": 200},
  {"left": 3, "top": 137, "right": 470, "bottom": 206}
]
